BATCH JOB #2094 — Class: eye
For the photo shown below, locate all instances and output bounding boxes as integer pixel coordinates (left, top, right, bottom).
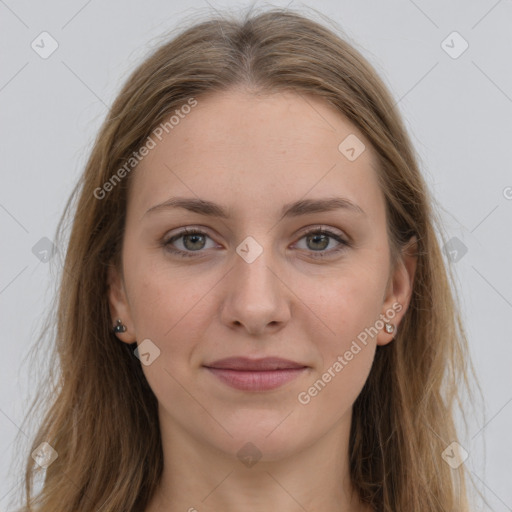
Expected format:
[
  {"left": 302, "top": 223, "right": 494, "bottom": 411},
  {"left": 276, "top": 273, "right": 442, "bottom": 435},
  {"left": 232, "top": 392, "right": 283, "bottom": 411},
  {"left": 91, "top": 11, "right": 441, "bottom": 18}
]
[
  {"left": 161, "top": 226, "right": 350, "bottom": 259},
  {"left": 162, "top": 228, "right": 217, "bottom": 258},
  {"left": 293, "top": 228, "right": 350, "bottom": 258}
]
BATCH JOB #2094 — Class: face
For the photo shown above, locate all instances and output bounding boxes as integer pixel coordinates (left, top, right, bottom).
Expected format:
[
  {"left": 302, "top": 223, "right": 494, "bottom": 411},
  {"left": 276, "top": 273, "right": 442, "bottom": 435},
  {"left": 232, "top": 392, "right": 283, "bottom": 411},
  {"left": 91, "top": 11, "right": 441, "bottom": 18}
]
[{"left": 108, "top": 88, "right": 416, "bottom": 461}]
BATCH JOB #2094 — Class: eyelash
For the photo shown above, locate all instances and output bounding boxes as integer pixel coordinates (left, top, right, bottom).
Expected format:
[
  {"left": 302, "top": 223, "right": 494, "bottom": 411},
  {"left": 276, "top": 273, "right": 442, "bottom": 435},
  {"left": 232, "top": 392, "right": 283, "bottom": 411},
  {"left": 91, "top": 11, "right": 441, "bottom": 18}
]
[{"left": 161, "top": 227, "right": 350, "bottom": 259}]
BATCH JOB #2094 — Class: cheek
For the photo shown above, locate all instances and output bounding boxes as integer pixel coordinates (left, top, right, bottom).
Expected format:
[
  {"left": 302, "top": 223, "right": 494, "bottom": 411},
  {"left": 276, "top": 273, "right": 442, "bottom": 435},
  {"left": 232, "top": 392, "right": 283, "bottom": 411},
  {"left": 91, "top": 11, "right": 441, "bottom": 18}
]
[
  {"left": 124, "top": 264, "right": 215, "bottom": 406},
  {"left": 296, "top": 258, "right": 388, "bottom": 398},
  {"left": 125, "top": 248, "right": 214, "bottom": 342},
  {"left": 297, "top": 344, "right": 374, "bottom": 431},
  {"left": 295, "top": 271, "right": 384, "bottom": 416},
  {"left": 298, "top": 261, "right": 388, "bottom": 341}
]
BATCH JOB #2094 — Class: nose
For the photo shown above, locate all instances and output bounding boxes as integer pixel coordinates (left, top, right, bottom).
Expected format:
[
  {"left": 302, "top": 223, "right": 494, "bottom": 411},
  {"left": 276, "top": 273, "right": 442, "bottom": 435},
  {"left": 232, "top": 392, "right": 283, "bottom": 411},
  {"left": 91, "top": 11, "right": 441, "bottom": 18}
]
[{"left": 219, "top": 244, "right": 291, "bottom": 336}]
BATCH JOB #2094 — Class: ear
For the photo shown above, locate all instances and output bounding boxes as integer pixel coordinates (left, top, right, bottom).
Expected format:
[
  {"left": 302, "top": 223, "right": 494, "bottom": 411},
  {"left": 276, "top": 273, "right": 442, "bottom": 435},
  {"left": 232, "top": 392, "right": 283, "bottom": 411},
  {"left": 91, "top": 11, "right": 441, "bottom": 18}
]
[
  {"left": 107, "top": 263, "right": 136, "bottom": 344},
  {"left": 376, "top": 235, "right": 418, "bottom": 346}
]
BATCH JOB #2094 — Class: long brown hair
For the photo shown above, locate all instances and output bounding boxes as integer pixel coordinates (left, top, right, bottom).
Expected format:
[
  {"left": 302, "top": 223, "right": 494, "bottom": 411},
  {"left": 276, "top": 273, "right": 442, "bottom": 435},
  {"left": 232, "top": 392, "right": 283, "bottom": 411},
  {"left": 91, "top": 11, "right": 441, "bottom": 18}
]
[{"left": 16, "top": 5, "right": 481, "bottom": 511}]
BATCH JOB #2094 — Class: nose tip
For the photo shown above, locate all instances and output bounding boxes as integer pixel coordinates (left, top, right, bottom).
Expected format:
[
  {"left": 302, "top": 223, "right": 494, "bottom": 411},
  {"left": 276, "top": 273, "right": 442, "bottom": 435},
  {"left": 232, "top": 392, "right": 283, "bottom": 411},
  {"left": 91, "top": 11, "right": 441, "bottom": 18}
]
[{"left": 232, "top": 318, "right": 281, "bottom": 336}]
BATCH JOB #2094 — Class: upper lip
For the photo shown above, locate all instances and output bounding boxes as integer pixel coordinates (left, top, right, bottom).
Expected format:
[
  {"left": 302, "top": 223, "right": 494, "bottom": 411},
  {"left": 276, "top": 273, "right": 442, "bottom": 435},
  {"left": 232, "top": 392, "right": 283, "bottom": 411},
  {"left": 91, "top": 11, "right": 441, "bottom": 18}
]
[{"left": 204, "top": 357, "right": 307, "bottom": 371}]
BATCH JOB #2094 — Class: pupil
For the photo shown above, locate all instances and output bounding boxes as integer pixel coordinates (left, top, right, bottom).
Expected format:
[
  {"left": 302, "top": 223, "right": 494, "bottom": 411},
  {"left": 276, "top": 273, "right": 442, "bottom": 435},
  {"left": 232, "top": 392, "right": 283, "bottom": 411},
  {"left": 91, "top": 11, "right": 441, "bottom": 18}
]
[
  {"left": 184, "top": 234, "right": 204, "bottom": 250},
  {"left": 308, "top": 233, "right": 328, "bottom": 250}
]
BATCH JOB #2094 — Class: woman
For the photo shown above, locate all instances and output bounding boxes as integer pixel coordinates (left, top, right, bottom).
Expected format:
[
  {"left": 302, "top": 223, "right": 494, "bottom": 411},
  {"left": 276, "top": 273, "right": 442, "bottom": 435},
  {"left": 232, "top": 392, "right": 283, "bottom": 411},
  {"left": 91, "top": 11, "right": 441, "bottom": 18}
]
[{"left": 19, "top": 6, "right": 479, "bottom": 511}]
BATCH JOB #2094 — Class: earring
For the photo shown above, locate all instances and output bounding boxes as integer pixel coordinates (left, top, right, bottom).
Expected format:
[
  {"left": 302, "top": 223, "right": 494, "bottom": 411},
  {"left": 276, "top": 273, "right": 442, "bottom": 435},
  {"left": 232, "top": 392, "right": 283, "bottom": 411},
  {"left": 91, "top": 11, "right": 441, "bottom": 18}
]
[
  {"left": 113, "top": 318, "right": 127, "bottom": 334},
  {"left": 384, "top": 322, "right": 395, "bottom": 334}
]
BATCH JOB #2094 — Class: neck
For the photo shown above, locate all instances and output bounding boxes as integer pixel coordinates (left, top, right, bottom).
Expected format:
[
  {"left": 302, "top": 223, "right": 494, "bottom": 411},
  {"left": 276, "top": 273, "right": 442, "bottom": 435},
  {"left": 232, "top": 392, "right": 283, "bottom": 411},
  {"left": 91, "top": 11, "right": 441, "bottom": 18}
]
[{"left": 145, "top": 408, "right": 370, "bottom": 512}]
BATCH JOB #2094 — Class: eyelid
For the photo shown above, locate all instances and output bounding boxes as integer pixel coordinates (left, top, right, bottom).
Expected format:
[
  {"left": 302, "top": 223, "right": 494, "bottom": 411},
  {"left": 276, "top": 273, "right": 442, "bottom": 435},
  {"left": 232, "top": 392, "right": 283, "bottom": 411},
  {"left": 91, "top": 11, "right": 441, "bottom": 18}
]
[
  {"left": 161, "top": 224, "right": 351, "bottom": 258},
  {"left": 291, "top": 226, "right": 350, "bottom": 258},
  {"left": 163, "top": 224, "right": 349, "bottom": 243},
  {"left": 162, "top": 226, "right": 220, "bottom": 255},
  {"left": 294, "top": 223, "right": 348, "bottom": 241}
]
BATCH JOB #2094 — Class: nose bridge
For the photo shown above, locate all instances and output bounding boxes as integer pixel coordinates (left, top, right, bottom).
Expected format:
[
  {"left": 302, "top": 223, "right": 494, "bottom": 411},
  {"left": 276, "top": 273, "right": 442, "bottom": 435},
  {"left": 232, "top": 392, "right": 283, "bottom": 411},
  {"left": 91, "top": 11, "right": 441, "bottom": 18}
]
[
  {"left": 220, "top": 234, "right": 290, "bottom": 333},
  {"left": 233, "top": 235, "right": 279, "bottom": 299}
]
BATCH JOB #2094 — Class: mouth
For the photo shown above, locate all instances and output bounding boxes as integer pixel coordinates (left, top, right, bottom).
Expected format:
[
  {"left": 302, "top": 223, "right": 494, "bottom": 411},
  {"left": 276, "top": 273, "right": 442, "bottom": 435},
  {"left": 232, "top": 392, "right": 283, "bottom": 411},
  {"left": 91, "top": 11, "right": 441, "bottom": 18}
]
[{"left": 203, "top": 357, "right": 309, "bottom": 391}]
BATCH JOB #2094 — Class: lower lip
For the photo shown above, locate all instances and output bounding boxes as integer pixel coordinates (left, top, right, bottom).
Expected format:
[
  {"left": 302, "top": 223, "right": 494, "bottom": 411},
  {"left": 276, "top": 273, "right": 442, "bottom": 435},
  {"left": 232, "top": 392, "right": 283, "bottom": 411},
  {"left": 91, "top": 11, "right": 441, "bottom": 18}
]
[{"left": 205, "top": 367, "right": 308, "bottom": 391}]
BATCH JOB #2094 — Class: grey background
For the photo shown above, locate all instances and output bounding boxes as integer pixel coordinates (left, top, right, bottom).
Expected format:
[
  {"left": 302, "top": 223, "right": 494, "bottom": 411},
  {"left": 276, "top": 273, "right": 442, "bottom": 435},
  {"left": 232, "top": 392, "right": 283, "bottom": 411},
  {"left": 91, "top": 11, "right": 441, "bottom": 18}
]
[{"left": 1, "top": 0, "right": 511, "bottom": 510}]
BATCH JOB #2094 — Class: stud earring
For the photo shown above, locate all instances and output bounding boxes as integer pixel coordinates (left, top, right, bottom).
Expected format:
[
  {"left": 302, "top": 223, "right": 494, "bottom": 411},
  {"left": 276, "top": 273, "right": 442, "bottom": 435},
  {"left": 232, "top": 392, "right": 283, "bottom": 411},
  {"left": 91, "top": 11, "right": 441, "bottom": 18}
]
[
  {"left": 384, "top": 322, "right": 395, "bottom": 334},
  {"left": 113, "top": 318, "right": 127, "bottom": 334}
]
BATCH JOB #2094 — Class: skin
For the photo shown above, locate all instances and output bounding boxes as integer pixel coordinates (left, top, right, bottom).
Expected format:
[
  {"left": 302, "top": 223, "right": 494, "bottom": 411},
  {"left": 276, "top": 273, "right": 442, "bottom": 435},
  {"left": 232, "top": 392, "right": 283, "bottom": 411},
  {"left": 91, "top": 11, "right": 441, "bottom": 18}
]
[{"left": 108, "top": 88, "right": 417, "bottom": 512}]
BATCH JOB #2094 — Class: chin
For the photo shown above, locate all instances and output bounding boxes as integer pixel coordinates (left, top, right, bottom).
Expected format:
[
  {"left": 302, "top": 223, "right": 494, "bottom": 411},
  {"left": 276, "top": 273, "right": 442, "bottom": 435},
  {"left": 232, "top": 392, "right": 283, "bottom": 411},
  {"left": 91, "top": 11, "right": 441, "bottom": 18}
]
[{"left": 211, "top": 418, "right": 312, "bottom": 463}]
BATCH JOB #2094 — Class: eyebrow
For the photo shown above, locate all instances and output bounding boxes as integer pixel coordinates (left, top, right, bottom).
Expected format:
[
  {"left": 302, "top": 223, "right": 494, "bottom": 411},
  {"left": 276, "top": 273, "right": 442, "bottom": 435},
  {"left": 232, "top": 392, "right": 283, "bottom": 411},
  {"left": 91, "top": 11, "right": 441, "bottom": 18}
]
[{"left": 144, "top": 196, "right": 365, "bottom": 219}]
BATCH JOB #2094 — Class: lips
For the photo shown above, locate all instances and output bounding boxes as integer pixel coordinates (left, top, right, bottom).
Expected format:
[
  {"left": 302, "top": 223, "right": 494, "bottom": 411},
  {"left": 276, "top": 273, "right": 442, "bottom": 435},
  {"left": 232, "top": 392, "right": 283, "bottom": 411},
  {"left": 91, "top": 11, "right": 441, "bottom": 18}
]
[
  {"left": 203, "top": 357, "right": 309, "bottom": 391},
  {"left": 204, "top": 357, "right": 307, "bottom": 371}
]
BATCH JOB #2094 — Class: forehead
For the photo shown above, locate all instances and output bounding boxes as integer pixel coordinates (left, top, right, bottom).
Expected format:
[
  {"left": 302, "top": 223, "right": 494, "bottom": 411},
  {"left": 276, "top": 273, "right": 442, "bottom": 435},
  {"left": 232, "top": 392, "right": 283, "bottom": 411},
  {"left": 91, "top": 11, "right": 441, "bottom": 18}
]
[{"left": 128, "top": 89, "right": 384, "bottom": 221}]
